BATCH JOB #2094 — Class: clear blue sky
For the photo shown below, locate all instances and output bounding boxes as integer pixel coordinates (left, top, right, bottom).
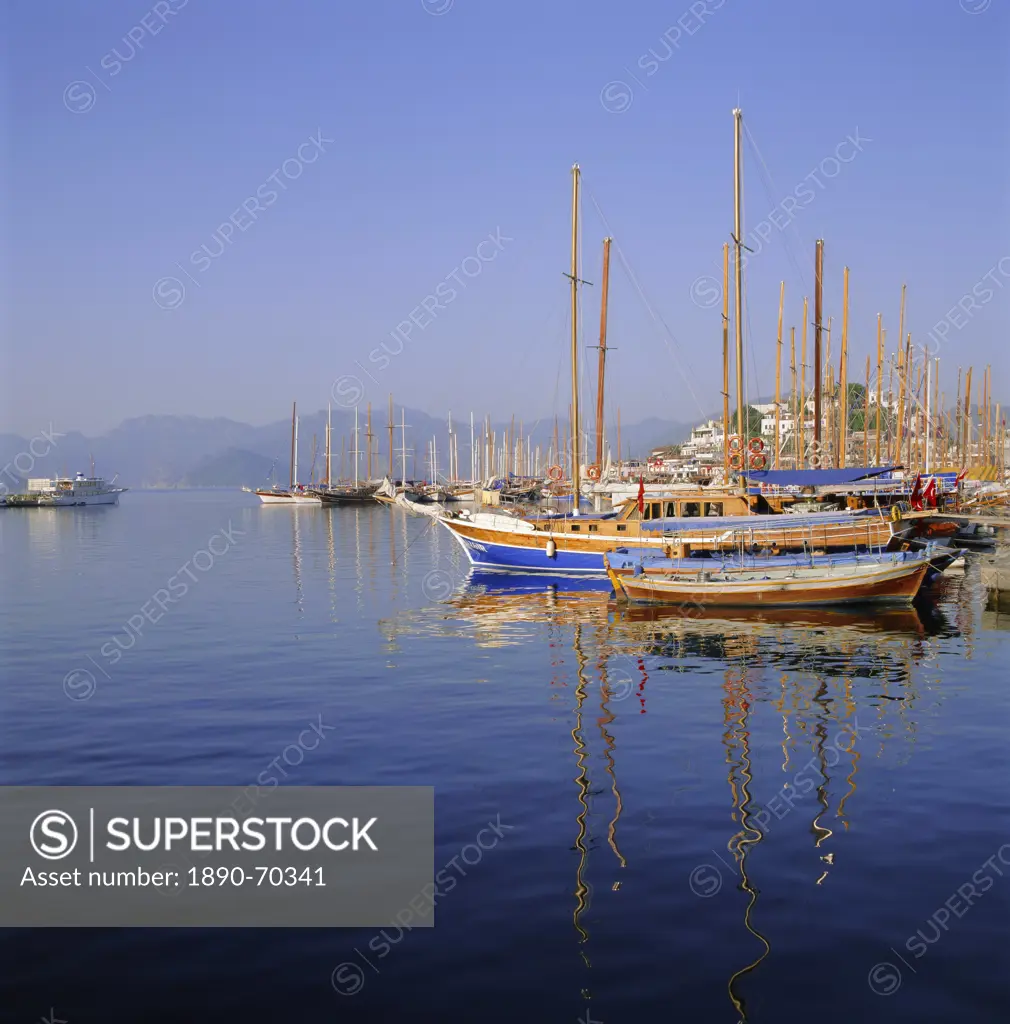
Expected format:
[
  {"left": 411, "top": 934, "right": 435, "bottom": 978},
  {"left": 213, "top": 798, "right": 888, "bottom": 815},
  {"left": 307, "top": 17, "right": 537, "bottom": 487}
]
[{"left": 4, "top": 0, "right": 1007, "bottom": 436}]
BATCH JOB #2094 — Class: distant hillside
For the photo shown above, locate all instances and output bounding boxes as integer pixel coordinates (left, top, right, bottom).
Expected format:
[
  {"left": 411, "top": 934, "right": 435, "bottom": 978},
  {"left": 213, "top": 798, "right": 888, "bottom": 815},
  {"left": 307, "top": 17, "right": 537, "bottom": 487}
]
[
  {"left": 0, "top": 409, "right": 696, "bottom": 488},
  {"left": 622, "top": 416, "right": 694, "bottom": 454},
  {"left": 180, "top": 448, "right": 278, "bottom": 488}
]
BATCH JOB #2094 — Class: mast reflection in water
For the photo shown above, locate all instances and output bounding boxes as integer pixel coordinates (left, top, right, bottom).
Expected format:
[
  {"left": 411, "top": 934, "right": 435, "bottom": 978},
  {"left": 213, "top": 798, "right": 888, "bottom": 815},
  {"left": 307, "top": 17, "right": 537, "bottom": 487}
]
[{"left": 6, "top": 493, "right": 1005, "bottom": 1023}]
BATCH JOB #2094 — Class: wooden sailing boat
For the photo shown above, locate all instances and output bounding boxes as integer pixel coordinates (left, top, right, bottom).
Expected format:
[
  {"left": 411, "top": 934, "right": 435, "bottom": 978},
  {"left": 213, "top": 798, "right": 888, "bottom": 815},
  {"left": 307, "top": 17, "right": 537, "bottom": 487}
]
[
  {"left": 316, "top": 408, "right": 378, "bottom": 505},
  {"left": 250, "top": 402, "right": 322, "bottom": 504},
  {"left": 605, "top": 538, "right": 962, "bottom": 585},
  {"left": 436, "top": 141, "right": 914, "bottom": 571},
  {"left": 604, "top": 551, "right": 930, "bottom": 607}
]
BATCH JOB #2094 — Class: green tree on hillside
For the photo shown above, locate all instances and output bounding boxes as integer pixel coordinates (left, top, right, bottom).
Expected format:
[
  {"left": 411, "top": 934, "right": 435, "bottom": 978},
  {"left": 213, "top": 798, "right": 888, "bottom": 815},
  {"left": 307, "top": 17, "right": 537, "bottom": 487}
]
[{"left": 729, "top": 406, "right": 765, "bottom": 440}]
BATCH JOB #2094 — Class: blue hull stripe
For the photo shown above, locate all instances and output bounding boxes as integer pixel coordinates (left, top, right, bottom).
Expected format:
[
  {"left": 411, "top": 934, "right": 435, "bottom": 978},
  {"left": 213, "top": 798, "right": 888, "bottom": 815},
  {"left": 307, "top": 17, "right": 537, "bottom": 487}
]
[{"left": 444, "top": 526, "right": 612, "bottom": 575}]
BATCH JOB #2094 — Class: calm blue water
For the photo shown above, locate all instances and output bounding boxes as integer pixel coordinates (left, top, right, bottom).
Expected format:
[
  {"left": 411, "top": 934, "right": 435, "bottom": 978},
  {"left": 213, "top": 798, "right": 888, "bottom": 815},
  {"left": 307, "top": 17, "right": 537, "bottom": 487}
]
[{"left": 2, "top": 491, "right": 1008, "bottom": 1023}]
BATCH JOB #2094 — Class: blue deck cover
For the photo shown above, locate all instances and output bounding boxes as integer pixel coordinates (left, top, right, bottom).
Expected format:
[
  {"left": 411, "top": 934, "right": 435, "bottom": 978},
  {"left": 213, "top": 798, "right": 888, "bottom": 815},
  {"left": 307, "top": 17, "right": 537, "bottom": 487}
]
[{"left": 741, "top": 466, "right": 897, "bottom": 487}]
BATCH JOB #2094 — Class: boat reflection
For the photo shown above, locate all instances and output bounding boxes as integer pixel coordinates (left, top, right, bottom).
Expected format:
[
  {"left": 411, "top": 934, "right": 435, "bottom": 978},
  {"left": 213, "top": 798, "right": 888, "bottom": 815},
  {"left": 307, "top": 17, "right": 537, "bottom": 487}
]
[
  {"left": 722, "top": 666, "right": 771, "bottom": 1021},
  {"left": 570, "top": 623, "right": 592, "bottom": 957},
  {"left": 375, "top": 560, "right": 978, "bottom": 1017},
  {"left": 291, "top": 504, "right": 304, "bottom": 616},
  {"left": 466, "top": 569, "right": 613, "bottom": 595},
  {"left": 566, "top": 620, "right": 629, "bottom": 1016},
  {"left": 617, "top": 600, "right": 948, "bottom": 635}
]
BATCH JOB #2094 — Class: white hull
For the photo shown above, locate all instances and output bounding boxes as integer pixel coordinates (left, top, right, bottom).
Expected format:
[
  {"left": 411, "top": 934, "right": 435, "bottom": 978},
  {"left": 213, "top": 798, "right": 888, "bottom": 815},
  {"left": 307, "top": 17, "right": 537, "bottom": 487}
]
[
  {"left": 17, "top": 474, "right": 127, "bottom": 507},
  {"left": 42, "top": 490, "right": 123, "bottom": 507},
  {"left": 254, "top": 490, "right": 321, "bottom": 505}
]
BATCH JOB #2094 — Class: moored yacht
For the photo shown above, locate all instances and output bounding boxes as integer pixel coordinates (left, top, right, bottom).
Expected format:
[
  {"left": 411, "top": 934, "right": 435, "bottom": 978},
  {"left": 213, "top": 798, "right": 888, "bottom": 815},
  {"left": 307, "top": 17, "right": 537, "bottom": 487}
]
[
  {"left": 243, "top": 401, "right": 322, "bottom": 504},
  {"left": 7, "top": 472, "right": 128, "bottom": 507},
  {"left": 246, "top": 483, "right": 321, "bottom": 505}
]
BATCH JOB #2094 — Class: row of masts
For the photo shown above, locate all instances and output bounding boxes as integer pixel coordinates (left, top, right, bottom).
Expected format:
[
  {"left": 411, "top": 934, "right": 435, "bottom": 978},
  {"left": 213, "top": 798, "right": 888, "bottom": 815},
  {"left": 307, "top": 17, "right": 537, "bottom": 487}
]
[
  {"left": 719, "top": 108, "right": 1002, "bottom": 479},
  {"left": 298, "top": 108, "right": 1002, "bottom": 494},
  {"left": 289, "top": 397, "right": 633, "bottom": 488},
  {"left": 736, "top": 253, "right": 1005, "bottom": 476}
]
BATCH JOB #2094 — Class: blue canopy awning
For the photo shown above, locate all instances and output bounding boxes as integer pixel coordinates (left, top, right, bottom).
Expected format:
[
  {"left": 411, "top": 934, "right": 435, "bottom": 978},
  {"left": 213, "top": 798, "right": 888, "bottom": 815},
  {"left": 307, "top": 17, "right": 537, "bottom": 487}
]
[{"left": 741, "top": 466, "right": 897, "bottom": 487}]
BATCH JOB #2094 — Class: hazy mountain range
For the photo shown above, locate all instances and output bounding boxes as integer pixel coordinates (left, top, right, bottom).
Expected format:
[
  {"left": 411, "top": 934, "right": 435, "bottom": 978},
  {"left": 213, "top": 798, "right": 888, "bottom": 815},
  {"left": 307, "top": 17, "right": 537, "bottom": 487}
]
[{"left": 0, "top": 410, "right": 695, "bottom": 489}]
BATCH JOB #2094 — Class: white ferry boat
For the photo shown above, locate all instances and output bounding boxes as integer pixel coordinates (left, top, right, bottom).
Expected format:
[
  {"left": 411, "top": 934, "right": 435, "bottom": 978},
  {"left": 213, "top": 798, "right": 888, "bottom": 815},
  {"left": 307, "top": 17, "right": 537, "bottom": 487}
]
[{"left": 20, "top": 472, "right": 127, "bottom": 506}]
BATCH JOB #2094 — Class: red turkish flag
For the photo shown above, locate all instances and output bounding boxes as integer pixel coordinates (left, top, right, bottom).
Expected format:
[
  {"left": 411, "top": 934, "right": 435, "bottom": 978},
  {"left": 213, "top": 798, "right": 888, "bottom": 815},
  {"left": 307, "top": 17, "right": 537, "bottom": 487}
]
[
  {"left": 637, "top": 475, "right": 645, "bottom": 515},
  {"left": 922, "top": 477, "right": 937, "bottom": 508},
  {"left": 910, "top": 474, "right": 923, "bottom": 511}
]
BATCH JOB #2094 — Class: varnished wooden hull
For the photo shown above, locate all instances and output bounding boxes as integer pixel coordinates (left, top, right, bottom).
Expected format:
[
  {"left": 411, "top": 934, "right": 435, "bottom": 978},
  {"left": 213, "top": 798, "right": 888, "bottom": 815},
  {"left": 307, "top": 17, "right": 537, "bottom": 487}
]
[
  {"left": 439, "top": 514, "right": 895, "bottom": 575},
  {"left": 314, "top": 487, "right": 376, "bottom": 505},
  {"left": 608, "top": 546, "right": 961, "bottom": 585},
  {"left": 605, "top": 557, "right": 929, "bottom": 607}
]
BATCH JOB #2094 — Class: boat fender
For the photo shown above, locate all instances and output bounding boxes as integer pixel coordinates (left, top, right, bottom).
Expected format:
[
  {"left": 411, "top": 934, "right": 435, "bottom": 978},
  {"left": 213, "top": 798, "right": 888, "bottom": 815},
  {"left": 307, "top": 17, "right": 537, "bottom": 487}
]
[
  {"left": 546, "top": 538, "right": 557, "bottom": 558},
  {"left": 891, "top": 505, "right": 902, "bottom": 523}
]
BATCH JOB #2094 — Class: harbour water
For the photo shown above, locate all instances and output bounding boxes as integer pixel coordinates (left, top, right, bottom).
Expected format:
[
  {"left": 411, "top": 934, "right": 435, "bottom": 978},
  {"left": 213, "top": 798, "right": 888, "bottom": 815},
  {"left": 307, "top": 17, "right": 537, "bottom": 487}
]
[{"left": 2, "top": 491, "right": 1008, "bottom": 1022}]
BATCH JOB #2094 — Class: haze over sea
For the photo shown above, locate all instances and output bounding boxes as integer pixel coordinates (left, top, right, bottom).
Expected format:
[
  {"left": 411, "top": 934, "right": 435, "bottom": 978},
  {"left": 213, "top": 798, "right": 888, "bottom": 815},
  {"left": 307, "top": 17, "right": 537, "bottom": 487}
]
[{"left": 2, "top": 491, "right": 1008, "bottom": 1022}]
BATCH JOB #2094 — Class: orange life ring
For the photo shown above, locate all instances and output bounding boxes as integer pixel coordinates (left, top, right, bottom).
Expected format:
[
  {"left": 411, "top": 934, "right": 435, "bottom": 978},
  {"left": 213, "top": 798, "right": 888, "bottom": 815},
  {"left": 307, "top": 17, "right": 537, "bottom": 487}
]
[
  {"left": 749, "top": 452, "right": 767, "bottom": 470},
  {"left": 728, "top": 435, "right": 743, "bottom": 452},
  {"left": 748, "top": 437, "right": 764, "bottom": 453},
  {"left": 548, "top": 465, "right": 564, "bottom": 482},
  {"left": 587, "top": 464, "right": 601, "bottom": 481},
  {"left": 729, "top": 452, "right": 744, "bottom": 469}
]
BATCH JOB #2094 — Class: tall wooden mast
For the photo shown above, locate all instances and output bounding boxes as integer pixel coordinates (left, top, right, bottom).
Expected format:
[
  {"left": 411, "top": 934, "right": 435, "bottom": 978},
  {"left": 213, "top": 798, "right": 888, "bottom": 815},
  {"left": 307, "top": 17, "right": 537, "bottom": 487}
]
[
  {"left": 325, "top": 402, "right": 331, "bottom": 486},
  {"left": 774, "top": 281, "right": 784, "bottom": 469},
  {"left": 863, "top": 355, "right": 871, "bottom": 468},
  {"left": 896, "top": 283, "right": 906, "bottom": 420},
  {"left": 387, "top": 395, "right": 394, "bottom": 479},
  {"left": 616, "top": 408, "right": 621, "bottom": 473},
  {"left": 979, "top": 364, "right": 987, "bottom": 468},
  {"left": 352, "top": 406, "right": 359, "bottom": 488},
  {"left": 594, "top": 237, "right": 612, "bottom": 469},
  {"left": 568, "top": 163, "right": 583, "bottom": 510},
  {"left": 964, "top": 367, "right": 973, "bottom": 468},
  {"left": 366, "top": 403, "right": 373, "bottom": 481},
  {"left": 732, "top": 108, "right": 745, "bottom": 478},
  {"left": 825, "top": 365, "right": 835, "bottom": 466},
  {"left": 933, "top": 358, "right": 941, "bottom": 471},
  {"left": 722, "top": 242, "right": 730, "bottom": 477},
  {"left": 924, "top": 350, "right": 931, "bottom": 474},
  {"left": 874, "top": 314, "right": 883, "bottom": 465},
  {"left": 895, "top": 288, "right": 905, "bottom": 466},
  {"left": 487, "top": 415, "right": 493, "bottom": 479},
  {"left": 885, "top": 354, "right": 894, "bottom": 463},
  {"left": 289, "top": 401, "right": 297, "bottom": 490},
  {"left": 509, "top": 414, "right": 515, "bottom": 476},
  {"left": 800, "top": 298, "right": 808, "bottom": 464},
  {"left": 839, "top": 267, "right": 849, "bottom": 468},
  {"left": 894, "top": 343, "right": 906, "bottom": 468},
  {"left": 813, "top": 239, "right": 824, "bottom": 449},
  {"left": 789, "top": 326, "right": 798, "bottom": 468},
  {"left": 904, "top": 335, "right": 914, "bottom": 471}
]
